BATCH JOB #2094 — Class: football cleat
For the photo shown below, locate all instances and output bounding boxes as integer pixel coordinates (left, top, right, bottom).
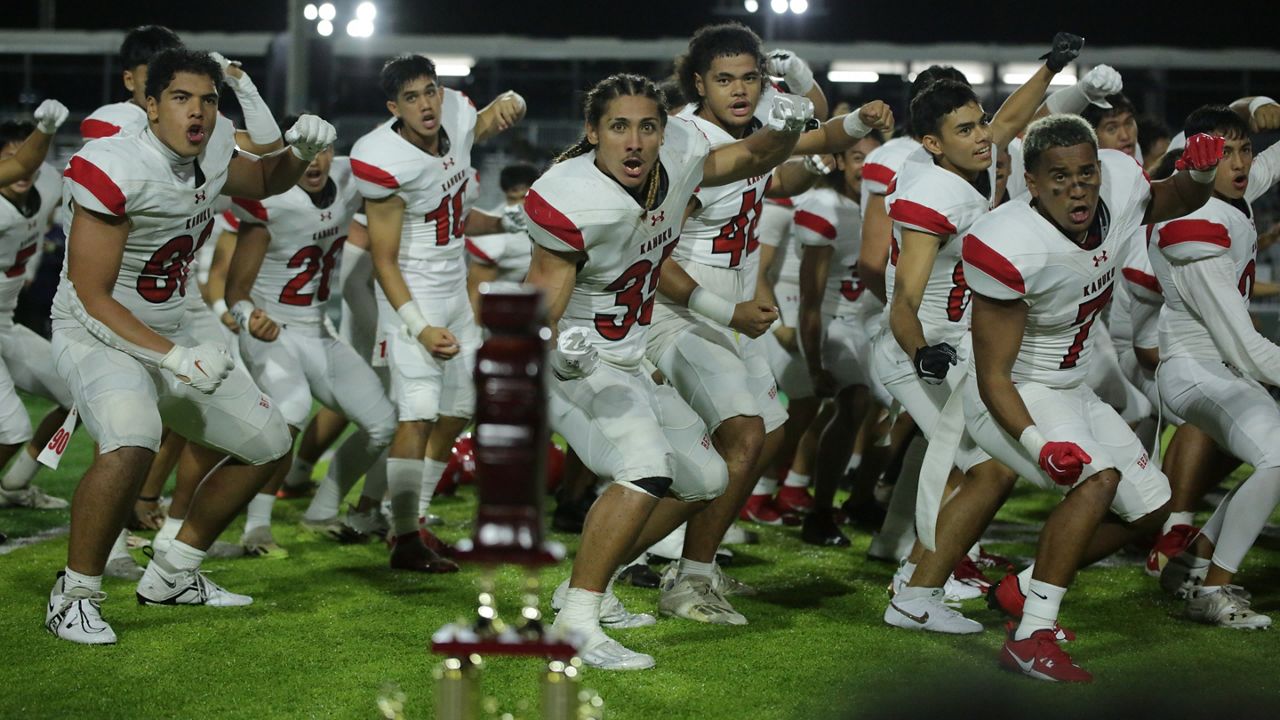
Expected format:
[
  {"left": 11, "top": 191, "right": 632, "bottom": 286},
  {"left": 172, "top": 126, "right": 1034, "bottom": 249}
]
[
  {"left": 135, "top": 559, "right": 252, "bottom": 607},
  {"left": 1159, "top": 552, "right": 1208, "bottom": 599},
  {"left": 739, "top": 494, "right": 784, "bottom": 525},
  {"left": 1186, "top": 586, "right": 1270, "bottom": 630},
  {"left": 616, "top": 561, "right": 661, "bottom": 589},
  {"left": 884, "top": 589, "right": 984, "bottom": 634},
  {"left": 240, "top": 526, "right": 289, "bottom": 559},
  {"left": 975, "top": 547, "right": 1016, "bottom": 572},
  {"left": 999, "top": 623, "right": 1092, "bottom": 683},
  {"left": 720, "top": 524, "right": 759, "bottom": 545},
  {"left": 418, "top": 527, "right": 455, "bottom": 557},
  {"left": 659, "top": 574, "right": 747, "bottom": 625},
  {"left": 557, "top": 623, "right": 654, "bottom": 671},
  {"left": 773, "top": 485, "right": 815, "bottom": 514},
  {"left": 275, "top": 480, "right": 317, "bottom": 499},
  {"left": 837, "top": 497, "right": 886, "bottom": 530},
  {"left": 952, "top": 557, "right": 993, "bottom": 594},
  {"left": 889, "top": 561, "right": 983, "bottom": 603},
  {"left": 801, "top": 511, "right": 851, "bottom": 547},
  {"left": 345, "top": 506, "right": 390, "bottom": 539},
  {"left": 0, "top": 484, "right": 69, "bottom": 509},
  {"left": 389, "top": 532, "right": 458, "bottom": 573},
  {"left": 551, "top": 580, "right": 656, "bottom": 628},
  {"left": 301, "top": 515, "right": 368, "bottom": 543},
  {"left": 712, "top": 563, "right": 758, "bottom": 597},
  {"left": 1146, "top": 524, "right": 1199, "bottom": 578},
  {"left": 104, "top": 554, "right": 144, "bottom": 581},
  {"left": 987, "top": 574, "right": 1075, "bottom": 641},
  {"left": 46, "top": 573, "right": 117, "bottom": 645}
]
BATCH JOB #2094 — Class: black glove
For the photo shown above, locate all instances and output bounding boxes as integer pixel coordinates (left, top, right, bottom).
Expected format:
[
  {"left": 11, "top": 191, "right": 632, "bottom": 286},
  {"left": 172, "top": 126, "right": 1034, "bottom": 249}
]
[
  {"left": 913, "top": 343, "right": 959, "bottom": 385},
  {"left": 1040, "top": 33, "right": 1084, "bottom": 73}
]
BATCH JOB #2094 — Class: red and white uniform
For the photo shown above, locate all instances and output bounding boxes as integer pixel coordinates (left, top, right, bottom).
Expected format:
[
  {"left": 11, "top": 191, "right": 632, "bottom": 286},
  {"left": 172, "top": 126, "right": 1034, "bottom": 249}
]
[
  {"left": 49, "top": 123, "right": 290, "bottom": 463},
  {"left": 1101, "top": 226, "right": 1166, "bottom": 422},
  {"left": 79, "top": 101, "right": 148, "bottom": 142},
  {"left": 466, "top": 204, "right": 532, "bottom": 283},
  {"left": 960, "top": 149, "right": 1168, "bottom": 519},
  {"left": 859, "top": 136, "right": 919, "bottom": 213},
  {"left": 0, "top": 164, "right": 71, "bottom": 444},
  {"left": 350, "top": 88, "right": 480, "bottom": 422},
  {"left": 1150, "top": 141, "right": 1280, "bottom": 470},
  {"left": 524, "top": 117, "right": 726, "bottom": 499},
  {"left": 758, "top": 197, "right": 813, "bottom": 399},
  {"left": 645, "top": 103, "right": 787, "bottom": 434}
]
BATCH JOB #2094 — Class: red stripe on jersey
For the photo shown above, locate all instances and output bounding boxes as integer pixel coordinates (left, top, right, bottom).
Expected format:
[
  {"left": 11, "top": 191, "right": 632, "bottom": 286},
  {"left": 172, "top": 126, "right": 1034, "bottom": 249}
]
[
  {"left": 862, "top": 162, "right": 895, "bottom": 189},
  {"left": 79, "top": 118, "right": 122, "bottom": 140},
  {"left": 889, "top": 199, "right": 957, "bottom": 236},
  {"left": 1122, "top": 267, "right": 1161, "bottom": 295},
  {"left": 465, "top": 238, "right": 496, "bottom": 264},
  {"left": 769, "top": 197, "right": 794, "bottom": 208},
  {"left": 64, "top": 156, "right": 126, "bottom": 216},
  {"left": 525, "top": 189, "right": 585, "bottom": 251},
  {"left": 962, "top": 234, "right": 1024, "bottom": 294},
  {"left": 231, "top": 196, "right": 268, "bottom": 221},
  {"left": 350, "top": 159, "right": 399, "bottom": 189},
  {"left": 1157, "top": 219, "right": 1230, "bottom": 250},
  {"left": 794, "top": 210, "right": 837, "bottom": 239},
  {"left": 221, "top": 210, "right": 241, "bottom": 230}
]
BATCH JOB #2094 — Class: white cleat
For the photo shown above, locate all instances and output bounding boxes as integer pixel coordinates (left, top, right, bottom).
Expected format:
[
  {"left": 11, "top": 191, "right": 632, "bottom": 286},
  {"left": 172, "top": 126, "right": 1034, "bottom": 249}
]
[
  {"left": 883, "top": 589, "right": 983, "bottom": 634},
  {"left": 1186, "top": 586, "right": 1271, "bottom": 630},
  {"left": 712, "top": 563, "right": 757, "bottom": 597},
  {"left": 551, "top": 580, "right": 656, "bottom": 629},
  {"left": 0, "top": 485, "right": 69, "bottom": 509},
  {"left": 136, "top": 558, "right": 253, "bottom": 607},
  {"left": 45, "top": 574, "right": 117, "bottom": 645},
  {"left": 345, "top": 507, "right": 390, "bottom": 539},
  {"left": 889, "top": 561, "right": 981, "bottom": 602},
  {"left": 1160, "top": 553, "right": 1207, "bottom": 599},
  {"left": 570, "top": 627, "right": 655, "bottom": 671},
  {"left": 721, "top": 525, "right": 759, "bottom": 545},
  {"left": 104, "top": 554, "right": 144, "bottom": 581},
  {"left": 659, "top": 574, "right": 747, "bottom": 625}
]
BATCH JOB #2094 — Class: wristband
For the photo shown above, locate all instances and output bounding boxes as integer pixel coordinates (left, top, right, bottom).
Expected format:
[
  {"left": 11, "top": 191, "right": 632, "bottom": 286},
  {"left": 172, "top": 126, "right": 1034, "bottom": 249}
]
[
  {"left": 1248, "top": 96, "right": 1277, "bottom": 116},
  {"left": 1018, "top": 425, "right": 1048, "bottom": 460},
  {"left": 842, "top": 112, "right": 872, "bottom": 139},
  {"left": 230, "top": 300, "right": 255, "bottom": 332},
  {"left": 1189, "top": 167, "right": 1217, "bottom": 184},
  {"left": 397, "top": 301, "right": 430, "bottom": 339},
  {"left": 688, "top": 286, "right": 736, "bottom": 327},
  {"left": 211, "top": 299, "right": 229, "bottom": 318}
]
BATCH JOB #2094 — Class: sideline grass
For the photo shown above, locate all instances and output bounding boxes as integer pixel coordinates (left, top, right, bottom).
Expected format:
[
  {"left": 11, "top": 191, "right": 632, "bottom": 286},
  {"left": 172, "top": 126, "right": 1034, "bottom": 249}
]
[{"left": 1, "top": 395, "right": 1278, "bottom": 718}]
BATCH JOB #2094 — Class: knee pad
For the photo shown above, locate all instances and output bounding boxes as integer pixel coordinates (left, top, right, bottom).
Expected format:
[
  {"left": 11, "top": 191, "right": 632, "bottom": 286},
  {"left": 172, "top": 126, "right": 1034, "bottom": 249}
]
[{"left": 618, "top": 475, "right": 674, "bottom": 499}]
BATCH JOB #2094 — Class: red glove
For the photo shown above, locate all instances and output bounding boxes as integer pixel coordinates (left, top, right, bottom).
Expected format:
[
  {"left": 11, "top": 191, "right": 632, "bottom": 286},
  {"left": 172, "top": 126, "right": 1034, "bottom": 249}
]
[
  {"left": 1038, "top": 442, "right": 1092, "bottom": 486},
  {"left": 1175, "top": 133, "right": 1225, "bottom": 172}
]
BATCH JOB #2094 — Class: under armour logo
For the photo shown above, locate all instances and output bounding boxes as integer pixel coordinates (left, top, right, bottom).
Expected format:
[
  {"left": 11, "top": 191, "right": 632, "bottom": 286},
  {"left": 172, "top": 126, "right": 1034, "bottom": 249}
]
[
  {"left": 650, "top": 211, "right": 665, "bottom": 227},
  {"left": 194, "top": 191, "right": 206, "bottom": 203},
  {"left": 1092, "top": 250, "right": 1108, "bottom": 267},
  {"left": 320, "top": 211, "right": 332, "bottom": 221},
  {"left": 442, "top": 157, "right": 455, "bottom": 170}
]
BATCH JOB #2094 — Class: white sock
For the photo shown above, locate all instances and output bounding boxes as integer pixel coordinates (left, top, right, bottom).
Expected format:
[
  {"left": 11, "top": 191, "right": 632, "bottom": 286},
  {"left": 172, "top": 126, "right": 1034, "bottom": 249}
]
[
  {"left": 361, "top": 450, "right": 389, "bottom": 504},
  {"left": 751, "top": 477, "right": 778, "bottom": 496},
  {"left": 966, "top": 542, "right": 981, "bottom": 562},
  {"left": 386, "top": 458, "right": 423, "bottom": 537},
  {"left": 1208, "top": 467, "right": 1280, "bottom": 574},
  {"left": 156, "top": 515, "right": 183, "bottom": 546},
  {"left": 284, "top": 457, "right": 315, "bottom": 489},
  {"left": 164, "top": 539, "right": 206, "bottom": 572},
  {"left": 1016, "top": 565, "right": 1035, "bottom": 595},
  {"left": 556, "top": 587, "right": 604, "bottom": 630},
  {"left": 2, "top": 449, "right": 39, "bottom": 491},
  {"left": 846, "top": 453, "right": 863, "bottom": 473},
  {"left": 1014, "top": 579, "right": 1066, "bottom": 641},
  {"left": 306, "top": 475, "right": 344, "bottom": 522},
  {"left": 419, "top": 457, "right": 448, "bottom": 518},
  {"left": 1163, "top": 511, "right": 1195, "bottom": 534},
  {"left": 1195, "top": 584, "right": 1224, "bottom": 597},
  {"left": 896, "top": 585, "right": 939, "bottom": 601},
  {"left": 63, "top": 567, "right": 103, "bottom": 593},
  {"left": 898, "top": 560, "right": 918, "bottom": 582},
  {"left": 677, "top": 557, "right": 715, "bottom": 580},
  {"left": 783, "top": 472, "right": 810, "bottom": 489},
  {"left": 243, "top": 493, "right": 276, "bottom": 534},
  {"left": 107, "top": 529, "right": 130, "bottom": 560},
  {"left": 876, "top": 435, "right": 926, "bottom": 556}
]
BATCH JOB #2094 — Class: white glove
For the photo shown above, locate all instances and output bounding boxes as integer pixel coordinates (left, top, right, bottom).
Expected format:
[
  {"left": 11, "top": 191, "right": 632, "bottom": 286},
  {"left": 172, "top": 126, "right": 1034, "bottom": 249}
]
[
  {"left": 33, "top": 99, "right": 69, "bottom": 135},
  {"left": 229, "top": 300, "right": 255, "bottom": 333},
  {"left": 500, "top": 205, "right": 527, "bottom": 234},
  {"left": 802, "top": 154, "right": 833, "bottom": 176},
  {"left": 766, "top": 93, "right": 815, "bottom": 134},
  {"left": 209, "top": 51, "right": 241, "bottom": 77},
  {"left": 1079, "top": 65, "right": 1122, "bottom": 107},
  {"left": 550, "top": 327, "right": 598, "bottom": 380},
  {"left": 285, "top": 115, "right": 337, "bottom": 162},
  {"left": 160, "top": 343, "right": 234, "bottom": 394},
  {"left": 766, "top": 49, "right": 815, "bottom": 96}
]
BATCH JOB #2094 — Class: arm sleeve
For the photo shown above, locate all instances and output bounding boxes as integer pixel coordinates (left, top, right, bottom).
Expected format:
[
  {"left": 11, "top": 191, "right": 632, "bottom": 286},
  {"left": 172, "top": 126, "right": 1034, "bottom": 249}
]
[
  {"left": 349, "top": 155, "right": 405, "bottom": 201},
  {"left": 1171, "top": 255, "right": 1280, "bottom": 386},
  {"left": 229, "top": 196, "right": 269, "bottom": 226},
  {"left": 63, "top": 154, "right": 127, "bottom": 217}
]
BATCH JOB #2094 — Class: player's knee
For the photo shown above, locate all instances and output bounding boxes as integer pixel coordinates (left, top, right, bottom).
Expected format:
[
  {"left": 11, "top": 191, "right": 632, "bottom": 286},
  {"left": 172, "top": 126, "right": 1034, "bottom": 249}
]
[
  {"left": 674, "top": 455, "right": 729, "bottom": 502},
  {"left": 713, "top": 414, "right": 764, "bottom": 456},
  {"left": 364, "top": 409, "right": 397, "bottom": 450},
  {"left": 239, "top": 410, "right": 293, "bottom": 466},
  {"left": 1078, "top": 468, "right": 1121, "bottom": 499}
]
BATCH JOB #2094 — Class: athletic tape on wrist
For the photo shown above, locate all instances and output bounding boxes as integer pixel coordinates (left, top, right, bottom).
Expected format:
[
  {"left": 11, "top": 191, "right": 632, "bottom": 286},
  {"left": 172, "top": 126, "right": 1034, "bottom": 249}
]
[
  {"left": 397, "top": 301, "right": 430, "bottom": 339},
  {"left": 1018, "top": 425, "right": 1048, "bottom": 459},
  {"left": 688, "top": 286, "right": 736, "bottom": 327}
]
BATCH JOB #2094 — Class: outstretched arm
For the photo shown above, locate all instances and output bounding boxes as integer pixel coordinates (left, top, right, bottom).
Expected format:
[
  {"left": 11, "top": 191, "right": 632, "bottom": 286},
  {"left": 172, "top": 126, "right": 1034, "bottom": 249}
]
[{"left": 476, "top": 91, "right": 527, "bottom": 142}]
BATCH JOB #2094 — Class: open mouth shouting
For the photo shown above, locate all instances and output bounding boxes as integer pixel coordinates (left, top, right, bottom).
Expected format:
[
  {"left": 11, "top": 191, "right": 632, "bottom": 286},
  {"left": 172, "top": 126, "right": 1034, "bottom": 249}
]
[
  {"left": 621, "top": 155, "right": 646, "bottom": 180},
  {"left": 1067, "top": 202, "right": 1091, "bottom": 225},
  {"left": 186, "top": 122, "right": 206, "bottom": 145},
  {"left": 728, "top": 99, "right": 753, "bottom": 118}
]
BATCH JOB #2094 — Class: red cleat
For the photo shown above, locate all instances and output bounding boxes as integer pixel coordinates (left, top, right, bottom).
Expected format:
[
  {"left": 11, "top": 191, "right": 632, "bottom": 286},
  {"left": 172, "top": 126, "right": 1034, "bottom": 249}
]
[
  {"left": 999, "top": 623, "right": 1092, "bottom": 683},
  {"left": 390, "top": 533, "right": 458, "bottom": 573},
  {"left": 739, "top": 494, "right": 785, "bottom": 526},
  {"left": 419, "top": 527, "right": 457, "bottom": 558},
  {"left": 1145, "top": 524, "right": 1199, "bottom": 577},
  {"left": 774, "top": 486, "right": 815, "bottom": 514},
  {"left": 976, "top": 548, "right": 1015, "bottom": 572},
  {"left": 952, "top": 557, "right": 993, "bottom": 593},
  {"left": 275, "top": 481, "right": 317, "bottom": 500},
  {"left": 988, "top": 574, "right": 1076, "bottom": 641}
]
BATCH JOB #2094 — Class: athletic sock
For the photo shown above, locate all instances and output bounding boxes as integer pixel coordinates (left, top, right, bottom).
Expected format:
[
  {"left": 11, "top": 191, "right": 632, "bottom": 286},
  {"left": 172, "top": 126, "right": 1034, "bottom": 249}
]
[
  {"left": 107, "top": 530, "right": 130, "bottom": 561},
  {"left": 361, "top": 450, "right": 389, "bottom": 504},
  {"left": 783, "top": 472, "right": 810, "bottom": 489},
  {"left": 1014, "top": 580, "right": 1066, "bottom": 641},
  {"left": 1195, "top": 584, "right": 1224, "bottom": 597},
  {"left": 677, "top": 558, "right": 715, "bottom": 580},
  {"left": 1208, "top": 467, "right": 1280, "bottom": 574},
  {"left": 896, "top": 585, "right": 941, "bottom": 602},
  {"left": 386, "top": 458, "right": 423, "bottom": 537},
  {"left": 284, "top": 457, "right": 315, "bottom": 489},
  {"left": 876, "top": 435, "right": 926, "bottom": 558},
  {"left": 966, "top": 542, "right": 981, "bottom": 562},
  {"left": 1, "top": 449, "right": 39, "bottom": 491},
  {"left": 1163, "top": 511, "right": 1195, "bottom": 534},
  {"left": 419, "top": 457, "right": 448, "bottom": 518},
  {"left": 243, "top": 493, "right": 276, "bottom": 534},
  {"left": 164, "top": 539, "right": 206, "bottom": 572},
  {"left": 751, "top": 477, "right": 777, "bottom": 497},
  {"left": 1016, "top": 565, "right": 1035, "bottom": 595},
  {"left": 557, "top": 588, "right": 604, "bottom": 630},
  {"left": 63, "top": 567, "right": 103, "bottom": 594},
  {"left": 306, "top": 475, "right": 344, "bottom": 522},
  {"left": 155, "top": 515, "right": 183, "bottom": 547}
]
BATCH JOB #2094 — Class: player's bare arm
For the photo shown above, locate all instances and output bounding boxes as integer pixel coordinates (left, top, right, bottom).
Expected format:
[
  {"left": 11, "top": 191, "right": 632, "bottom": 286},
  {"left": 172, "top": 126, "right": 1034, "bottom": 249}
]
[
  {"left": 475, "top": 90, "right": 527, "bottom": 141},
  {"left": 223, "top": 222, "right": 280, "bottom": 342},
  {"left": 860, "top": 193, "right": 891, "bottom": 302},
  {"left": 1228, "top": 95, "right": 1280, "bottom": 132},
  {"left": 467, "top": 261, "right": 499, "bottom": 318},
  {"left": 798, "top": 243, "right": 834, "bottom": 396},
  {"left": 0, "top": 100, "right": 66, "bottom": 186},
  {"left": 701, "top": 94, "right": 813, "bottom": 186},
  {"left": 791, "top": 101, "right": 893, "bottom": 155},
  {"left": 656, "top": 256, "right": 777, "bottom": 338},
  {"left": 888, "top": 229, "right": 943, "bottom": 356},
  {"left": 970, "top": 293, "right": 1035, "bottom": 438},
  {"left": 523, "top": 244, "right": 579, "bottom": 329},
  {"left": 205, "top": 226, "right": 240, "bottom": 333}
]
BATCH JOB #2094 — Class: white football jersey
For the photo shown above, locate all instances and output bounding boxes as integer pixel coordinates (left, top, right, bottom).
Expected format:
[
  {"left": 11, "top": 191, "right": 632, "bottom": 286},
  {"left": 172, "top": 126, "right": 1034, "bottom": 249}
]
[
  {"left": 963, "top": 150, "right": 1152, "bottom": 388},
  {"left": 0, "top": 163, "right": 60, "bottom": 325},
  {"left": 791, "top": 187, "right": 867, "bottom": 316},
  {"left": 1109, "top": 226, "right": 1162, "bottom": 350},
  {"left": 859, "top": 136, "right": 920, "bottom": 213},
  {"left": 759, "top": 198, "right": 800, "bottom": 286},
  {"left": 466, "top": 205, "right": 532, "bottom": 283},
  {"left": 230, "top": 157, "right": 361, "bottom": 326},
  {"left": 675, "top": 101, "right": 773, "bottom": 274},
  {"left": 80, "top": 101, "right": 148, "bottom": 141},
  {"left": 884, "top": 148, "right": 989, "bottom": 346},
  {"left": 350, "top": 88, "right": 478, "bottom": 301},
  {"left": 54, "top": 120, "right": 236, "bottom": 332},
  {"left": 525, "top": 117, "right": 710, "bottom": 368},
  {"left": 1150, "top": 141, "right": 1280, "bottom": 362}
]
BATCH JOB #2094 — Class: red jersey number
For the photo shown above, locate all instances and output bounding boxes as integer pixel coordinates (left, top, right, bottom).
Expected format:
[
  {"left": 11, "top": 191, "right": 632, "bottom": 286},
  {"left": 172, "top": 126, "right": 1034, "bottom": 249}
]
[
  {"left": 136, "top": 218, "right": 215, "bottom": 303},
  {"left": 1239, "top": 259, "right": 1256, "bottom": 299},
  {"left": 1060, "top": 284, "right": 1114, "bottom": 369},
  {"left": 279, "top": 238, "right": 347, "bottom": 306},
  {"left": 423, "top": 180, "right": 468, "bottom": 246},
  {"left": 711, "top": 189, "right": 762, "bottom": 267},
  {"left": 5, "top": 243, "right": 37, "bottom": 279},
  {"left": 945, "top": 261, "right": 971, "bottom": 322},
  {"left": 594, "top": 243, "right": 677, "bottom": 341}
]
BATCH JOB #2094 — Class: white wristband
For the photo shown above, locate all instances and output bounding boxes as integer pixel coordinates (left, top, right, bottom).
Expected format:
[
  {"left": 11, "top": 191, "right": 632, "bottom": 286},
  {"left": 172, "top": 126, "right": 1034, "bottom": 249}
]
[
  {"left": 842, "top": 112, "right": 871, "bottom": 139},
  {"left": 1189, "top": 166, "right": 1217, "bottom": 184},
  {"left": 211, "top": 299, "right": 228, "bottom": 317},
  {"left": 1248, "top": 96, "right": 1277, "bottom": 116},
  {"left": 1018, "top": 425, "right": 1048, "bottom": 460},
  {"left": 688, "top": 286, "right": 736, "bottom": 327},
  {"left": 397, "top": 301, "right": 430, "bottom": 339},
  {"left": 230, "top": 300, "right": 255, "bottom": 332}
]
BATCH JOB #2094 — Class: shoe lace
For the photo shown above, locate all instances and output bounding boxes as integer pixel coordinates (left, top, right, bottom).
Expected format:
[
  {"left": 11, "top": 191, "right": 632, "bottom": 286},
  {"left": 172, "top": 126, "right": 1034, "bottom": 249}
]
[
  {"left": 1219, "top": 585, "right": 1253, "bottom": 608},
  {"left": 1034, "top": 632, "right": 1076, "bottom": 667},
  {"left": 60, "top": 588, "right": 107, "bottom": 615}
]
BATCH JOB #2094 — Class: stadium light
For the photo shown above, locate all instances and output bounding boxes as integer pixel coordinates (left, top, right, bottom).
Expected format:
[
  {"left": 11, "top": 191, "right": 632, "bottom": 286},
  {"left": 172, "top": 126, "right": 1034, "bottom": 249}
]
[
  {"left": 770, "top": 0, "right": 788, "bottom": 13},
  {"left": 356, "top": 2, "right": 377, "bottom": 20},
  {"left": 908, "top": 61, "right": 988, "bottom": 85},
  {"left": 316, "top": 19, "right": 334, "bottom": 36},
  {"left": 318, "top": 2, "right": 336, "bottom": 21},
  {"left": 1001, "top": 63, "right": 1076, "bottom": 86},
  {"left": 303, "top": 3, "right": 318, "bottom": 20},
  {"left": 789, "top": 0, "right": 808, "bottom": 13},
  {"left": 744, "top": 0, "right": 759, "bottom": 12},
  {"left": 434, "top": 56, "right": 476, "bottom": 77},
  {"left": 346, "top": 18, "right": 374, "bottom": 37},
  {"left": 827, "top": 61, "right": 903, "bottom": 84}
]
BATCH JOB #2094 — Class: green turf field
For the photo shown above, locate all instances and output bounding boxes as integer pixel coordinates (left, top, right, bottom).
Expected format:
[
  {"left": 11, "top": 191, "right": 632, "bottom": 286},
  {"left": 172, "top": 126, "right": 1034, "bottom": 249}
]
[{"left": 2, "top": 394, "right": 1279, "bottom": 719}]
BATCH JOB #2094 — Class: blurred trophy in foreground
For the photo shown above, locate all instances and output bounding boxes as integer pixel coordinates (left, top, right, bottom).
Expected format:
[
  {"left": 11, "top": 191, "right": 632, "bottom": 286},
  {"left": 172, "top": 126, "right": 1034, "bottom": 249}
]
[{"left": 429, "top": 282, "right": 599, "bottom": 720}]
